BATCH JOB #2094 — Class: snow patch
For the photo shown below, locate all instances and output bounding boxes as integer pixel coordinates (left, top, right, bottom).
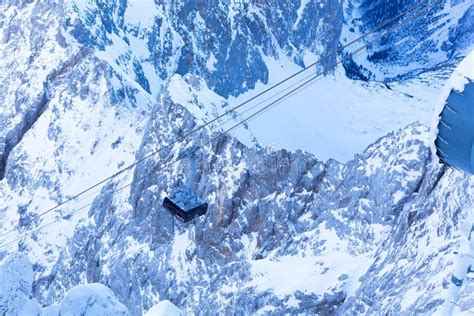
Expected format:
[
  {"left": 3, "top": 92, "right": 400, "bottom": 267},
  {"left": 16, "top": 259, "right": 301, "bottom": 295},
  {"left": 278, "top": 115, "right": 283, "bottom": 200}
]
[
  {"left": 124, "top": 0, "right": 158, "bottom": 28},
  {"left": 228, "top": 52, "right": 442, "bottom": 162}
]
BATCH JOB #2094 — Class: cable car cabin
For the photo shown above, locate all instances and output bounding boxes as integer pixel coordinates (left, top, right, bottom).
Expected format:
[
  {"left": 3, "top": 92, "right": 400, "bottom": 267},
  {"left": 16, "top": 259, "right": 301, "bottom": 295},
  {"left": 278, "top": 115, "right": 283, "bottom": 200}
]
[
  {"left": 163, "top": 146, "right": 208, "bottom": 222},
  {"left": 434, "top": 81, "right": 474, "bottom": 175},
  {"left": 163, "top": 188, "right": 208, "bottom": 222}
]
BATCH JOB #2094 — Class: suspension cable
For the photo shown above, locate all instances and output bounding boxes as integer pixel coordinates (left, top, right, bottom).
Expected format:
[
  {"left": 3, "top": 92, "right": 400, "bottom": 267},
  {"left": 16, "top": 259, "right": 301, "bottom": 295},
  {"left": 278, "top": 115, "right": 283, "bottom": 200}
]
[
  {"left": 0, "top": 0, "right": 442, "bottom": 250},
  {"left": 11, "top": 0, "right": 431, "bottom": 221}
]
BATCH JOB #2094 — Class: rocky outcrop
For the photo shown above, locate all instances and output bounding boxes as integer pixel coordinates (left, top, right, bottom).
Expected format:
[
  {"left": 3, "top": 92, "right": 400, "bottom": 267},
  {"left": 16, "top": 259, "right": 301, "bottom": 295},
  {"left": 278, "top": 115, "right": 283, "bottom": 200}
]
[{"left": 42, "top": 81, "right": 463, "bottom": 314}]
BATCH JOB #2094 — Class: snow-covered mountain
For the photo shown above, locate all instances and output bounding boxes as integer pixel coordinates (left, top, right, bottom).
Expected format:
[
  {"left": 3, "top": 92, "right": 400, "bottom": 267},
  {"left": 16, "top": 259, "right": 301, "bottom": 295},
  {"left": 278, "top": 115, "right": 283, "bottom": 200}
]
[
  {"left": 342, "top": 0, "right": 473, "bottom": 80},
  {"left": 60, "top": 0, "right": 474, "bottom": 160},
  {"left": 0, "top": 0, "right": 473, "bottom": 315}
]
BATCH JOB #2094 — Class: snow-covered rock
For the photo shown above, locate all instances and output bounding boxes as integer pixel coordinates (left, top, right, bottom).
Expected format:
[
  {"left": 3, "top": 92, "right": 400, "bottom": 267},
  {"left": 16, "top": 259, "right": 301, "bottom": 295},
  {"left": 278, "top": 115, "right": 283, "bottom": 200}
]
[
  {"left": 0, "top": 254, "right": 40, "bottom": 315},
  {"left": 0, "top": 255, "right": 129, "bottom": 316},
  {"left": 343, "top": 0, "right": 474, "bottom": 81},
  {"left": 144, "top": 300, "right": 184, "bottom": 316},
  {"left": 43, "top": 283, "right": 129, "bottom": 316}
]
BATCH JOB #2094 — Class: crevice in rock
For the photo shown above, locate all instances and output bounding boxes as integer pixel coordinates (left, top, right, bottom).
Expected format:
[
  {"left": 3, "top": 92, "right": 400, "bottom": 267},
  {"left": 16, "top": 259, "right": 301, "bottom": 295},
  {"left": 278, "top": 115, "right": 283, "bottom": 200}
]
[
  {"left": 0, "top": 81, "right": 51, "bottom": 181},
  {"left": 0, "top": 48, "right": 89, "bottom": 181}
]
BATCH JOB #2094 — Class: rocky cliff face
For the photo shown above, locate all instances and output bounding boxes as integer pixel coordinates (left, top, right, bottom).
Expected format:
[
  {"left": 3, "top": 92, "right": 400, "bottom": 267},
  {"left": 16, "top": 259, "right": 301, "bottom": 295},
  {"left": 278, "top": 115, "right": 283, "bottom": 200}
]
[
  {"left": 342, "top": 0, "right": 474, "bottom": 80},
  {"left": 0, "top": 0, "right": 149, "bottom": 280},
  {"left": 39, "top": 88, "right": 473, "bottom": 314},
  {"left": 65, "top": 0, "right": 344, "bottom": 97},
  {"left": 0, "top": 0, "right": 473, "bottom": 315},
  {"left": 64, "top": 0, "right": 474, "bottom": 96}
]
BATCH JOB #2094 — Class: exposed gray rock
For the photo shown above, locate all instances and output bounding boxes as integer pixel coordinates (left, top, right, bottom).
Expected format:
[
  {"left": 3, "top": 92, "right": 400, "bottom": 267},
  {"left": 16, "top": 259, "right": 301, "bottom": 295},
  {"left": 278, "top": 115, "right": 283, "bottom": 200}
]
[{"left": 43, "top": 81, "right": 464, "bottom": 314}]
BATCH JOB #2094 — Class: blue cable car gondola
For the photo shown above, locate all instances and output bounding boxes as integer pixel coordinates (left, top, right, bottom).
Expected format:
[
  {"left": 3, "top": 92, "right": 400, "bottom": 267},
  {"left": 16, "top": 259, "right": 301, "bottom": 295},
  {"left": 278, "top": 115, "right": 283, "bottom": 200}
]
[
  {"left": 433, "top": 60, "right": 474, "bottom": 315},
  {"left": 434, "top": 81, "right": 474, "bottom": 175},
  {"left": 163, "top": 146, "right": 208, "bottom": 222}
]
